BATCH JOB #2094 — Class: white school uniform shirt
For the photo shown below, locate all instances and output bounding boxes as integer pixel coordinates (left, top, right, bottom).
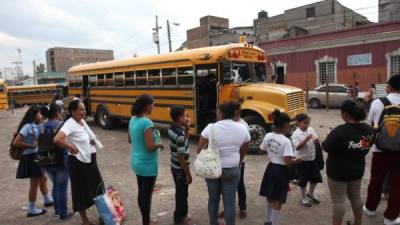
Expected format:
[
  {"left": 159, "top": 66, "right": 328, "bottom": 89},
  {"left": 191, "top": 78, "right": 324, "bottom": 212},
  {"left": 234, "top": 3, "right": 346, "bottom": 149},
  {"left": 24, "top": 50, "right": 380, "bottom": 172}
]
[
  {"left": 201, "top": 119, "right": 251, "bottom": 168},
  {"left": 260, "top": 132, "right": 294, "bottom": 165},
  {"left": 368, "top": 93, "right": 400, "bottom": 152},
  {"left": 60, "top": 118, "right": 97, "bottom": 163},
  {"left": 291, "top": 127, "right": 318, "bottom": 161}
]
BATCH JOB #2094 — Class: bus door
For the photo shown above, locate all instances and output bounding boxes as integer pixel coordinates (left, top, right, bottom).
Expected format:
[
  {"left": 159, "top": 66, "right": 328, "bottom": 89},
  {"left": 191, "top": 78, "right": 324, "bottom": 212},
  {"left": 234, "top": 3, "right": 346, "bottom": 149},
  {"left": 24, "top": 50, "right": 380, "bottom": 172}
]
[
  {"left": 82, "top": 75, "right": 90, "bottom": 113},
  {"left": 195, "top": 64, "right": 218, "bottom": 132}
]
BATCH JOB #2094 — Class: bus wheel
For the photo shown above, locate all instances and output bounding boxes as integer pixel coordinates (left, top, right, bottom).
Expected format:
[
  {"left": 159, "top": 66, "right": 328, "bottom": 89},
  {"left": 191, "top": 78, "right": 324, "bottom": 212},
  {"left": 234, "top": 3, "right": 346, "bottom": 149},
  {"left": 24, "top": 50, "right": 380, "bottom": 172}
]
[
  {"left": 244, "top": 115, "right": 270, "bottom": 154},
  {"left": 96, "top": 106, "right": 115, "bottom": 130}
]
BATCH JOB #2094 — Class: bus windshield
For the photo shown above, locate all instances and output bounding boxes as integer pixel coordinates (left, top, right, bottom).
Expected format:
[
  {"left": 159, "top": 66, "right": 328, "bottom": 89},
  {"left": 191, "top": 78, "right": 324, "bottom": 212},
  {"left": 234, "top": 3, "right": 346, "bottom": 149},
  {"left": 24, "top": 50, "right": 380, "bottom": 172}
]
[{"left": 222, "top": 61, "right": 267, "bottom": 84}]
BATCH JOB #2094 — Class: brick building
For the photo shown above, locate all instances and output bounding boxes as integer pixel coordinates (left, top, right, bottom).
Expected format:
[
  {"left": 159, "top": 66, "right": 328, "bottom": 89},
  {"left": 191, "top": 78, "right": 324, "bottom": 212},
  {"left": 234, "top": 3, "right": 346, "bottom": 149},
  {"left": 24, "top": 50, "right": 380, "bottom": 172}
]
[
  {"left": 254, "top": 0, "right": 371, "bottom": 42},
  {"left": 46, "top": 47, "right": 114, "bottom": 73},
  {"left": 259, "top": 21, "right": 400, "bottom": 91},
  {"left": 185, "top": 16, "right": 256, "bottom": 49}
]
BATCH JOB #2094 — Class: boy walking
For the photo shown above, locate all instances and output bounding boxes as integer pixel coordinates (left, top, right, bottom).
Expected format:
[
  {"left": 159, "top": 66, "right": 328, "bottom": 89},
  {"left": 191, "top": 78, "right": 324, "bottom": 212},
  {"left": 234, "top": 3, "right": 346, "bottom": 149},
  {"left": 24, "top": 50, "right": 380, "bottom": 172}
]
[{"left": 168, "top": 106, "right": 193, "bottom": 225}]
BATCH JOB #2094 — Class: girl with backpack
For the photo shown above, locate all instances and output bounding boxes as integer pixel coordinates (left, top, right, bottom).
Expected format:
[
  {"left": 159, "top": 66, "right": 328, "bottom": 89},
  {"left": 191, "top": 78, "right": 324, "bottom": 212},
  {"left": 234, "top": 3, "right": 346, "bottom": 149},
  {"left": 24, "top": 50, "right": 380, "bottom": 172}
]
[
  {"left": 41, "top": 103, "right": 74, "bottom": 221},
  {"left": 14, "top": 105, "right": 53, "bottom": 217}
]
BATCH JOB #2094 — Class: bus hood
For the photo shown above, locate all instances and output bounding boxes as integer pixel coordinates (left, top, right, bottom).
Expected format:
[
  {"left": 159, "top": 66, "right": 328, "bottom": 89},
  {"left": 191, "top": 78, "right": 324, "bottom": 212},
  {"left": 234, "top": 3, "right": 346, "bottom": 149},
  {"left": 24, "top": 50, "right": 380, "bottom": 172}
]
[{"left": 239, "top": 83, "right": 303, "bottom": 95}]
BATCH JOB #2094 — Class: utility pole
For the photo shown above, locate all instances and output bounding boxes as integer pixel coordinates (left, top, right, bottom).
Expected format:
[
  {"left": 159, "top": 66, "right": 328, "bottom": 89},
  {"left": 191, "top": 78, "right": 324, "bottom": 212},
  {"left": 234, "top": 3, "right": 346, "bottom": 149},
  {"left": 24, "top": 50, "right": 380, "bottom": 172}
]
[
  {"left": 167, "top": 20, "right": 172, "bottom": 52},
  {"left": 33, "top": 60, "right": 37, "bottom": 85},
  {"left": 152, "top": 15, "right": 162, "bottom": 54}
]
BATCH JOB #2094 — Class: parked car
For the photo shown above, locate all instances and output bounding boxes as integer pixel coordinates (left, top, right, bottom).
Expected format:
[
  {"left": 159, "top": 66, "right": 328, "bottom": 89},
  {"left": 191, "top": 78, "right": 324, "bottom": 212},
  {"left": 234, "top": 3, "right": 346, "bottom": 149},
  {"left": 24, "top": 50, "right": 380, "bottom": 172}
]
[{"left": 308, "top": 84, "right": 367, "bottom": 108}]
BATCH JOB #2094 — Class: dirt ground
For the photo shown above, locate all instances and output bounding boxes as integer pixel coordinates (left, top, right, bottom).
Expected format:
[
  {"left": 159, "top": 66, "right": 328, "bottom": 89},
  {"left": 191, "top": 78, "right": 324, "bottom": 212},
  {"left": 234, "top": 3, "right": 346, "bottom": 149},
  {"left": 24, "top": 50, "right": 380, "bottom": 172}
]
[{"left": 0, "top": 108, "right": 391, "bottom": 225}]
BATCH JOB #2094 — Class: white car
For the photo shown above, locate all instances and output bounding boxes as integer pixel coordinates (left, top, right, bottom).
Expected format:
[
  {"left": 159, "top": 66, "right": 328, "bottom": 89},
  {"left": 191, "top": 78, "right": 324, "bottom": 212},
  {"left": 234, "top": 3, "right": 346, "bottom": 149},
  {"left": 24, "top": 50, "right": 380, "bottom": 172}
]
[{"left": 308, "top": 84, "right": 367, "bottom": 108}]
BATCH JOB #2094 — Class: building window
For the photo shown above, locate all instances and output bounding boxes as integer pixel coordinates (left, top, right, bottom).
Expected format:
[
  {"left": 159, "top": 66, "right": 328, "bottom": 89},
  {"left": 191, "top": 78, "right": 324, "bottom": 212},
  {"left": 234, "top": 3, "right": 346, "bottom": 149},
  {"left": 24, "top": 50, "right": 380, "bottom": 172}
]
[
  {"left": 390, "top": 55, "right": 400, "bottom": 76},
  {"left": 306, "top": 7, "right": 315, "bottom": 18},
  {"left": 314, "top": 55, "right": 338, "bottom": 85},
  {"left": 386, "top": 48, "right": 400, "bottom": 79}
]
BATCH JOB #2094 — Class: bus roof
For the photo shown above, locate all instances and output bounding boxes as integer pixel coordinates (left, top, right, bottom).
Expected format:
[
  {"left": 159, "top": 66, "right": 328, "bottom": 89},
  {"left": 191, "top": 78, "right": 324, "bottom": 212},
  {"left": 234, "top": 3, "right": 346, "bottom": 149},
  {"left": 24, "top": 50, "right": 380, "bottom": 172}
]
[
  {"left": 7, "top": 83, "right": 58, "bottom": 91},
  {"left": 68, "top": 43, "right": 266, "bottom": 76}
]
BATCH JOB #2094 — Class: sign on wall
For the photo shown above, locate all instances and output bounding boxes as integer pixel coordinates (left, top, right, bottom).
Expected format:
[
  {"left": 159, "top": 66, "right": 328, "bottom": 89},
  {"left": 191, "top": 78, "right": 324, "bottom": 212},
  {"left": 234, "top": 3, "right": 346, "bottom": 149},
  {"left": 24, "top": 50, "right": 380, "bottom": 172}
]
[{"left": 347, "top": 53, "right": 372, "bottom": 66}]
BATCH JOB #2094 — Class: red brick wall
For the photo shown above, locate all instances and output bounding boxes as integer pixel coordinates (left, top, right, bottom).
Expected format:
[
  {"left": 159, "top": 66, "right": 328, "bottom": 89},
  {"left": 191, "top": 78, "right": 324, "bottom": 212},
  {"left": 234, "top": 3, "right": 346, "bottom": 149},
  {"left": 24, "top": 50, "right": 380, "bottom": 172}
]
[{"left": 269, "top": 40, "right": 399, "bottom": 91}]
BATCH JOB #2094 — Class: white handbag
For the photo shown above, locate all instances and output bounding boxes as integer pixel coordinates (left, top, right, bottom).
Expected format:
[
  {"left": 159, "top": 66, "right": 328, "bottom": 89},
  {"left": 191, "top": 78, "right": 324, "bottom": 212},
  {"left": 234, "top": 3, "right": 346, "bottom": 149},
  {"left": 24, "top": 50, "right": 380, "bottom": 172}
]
[{"left": 194, "top": 125, "right": 222, "bottom": 179}]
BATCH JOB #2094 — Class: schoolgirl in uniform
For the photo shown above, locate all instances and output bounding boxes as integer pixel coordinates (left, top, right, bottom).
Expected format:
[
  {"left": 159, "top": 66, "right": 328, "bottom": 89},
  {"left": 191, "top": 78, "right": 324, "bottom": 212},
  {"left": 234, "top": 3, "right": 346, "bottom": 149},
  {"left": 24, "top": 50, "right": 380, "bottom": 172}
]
[
  {"left": 259, "top": 110, "right": 302, "bottom": 225},
  {"left": 291, "top": 113, "right": 322, "bottom": 207}
]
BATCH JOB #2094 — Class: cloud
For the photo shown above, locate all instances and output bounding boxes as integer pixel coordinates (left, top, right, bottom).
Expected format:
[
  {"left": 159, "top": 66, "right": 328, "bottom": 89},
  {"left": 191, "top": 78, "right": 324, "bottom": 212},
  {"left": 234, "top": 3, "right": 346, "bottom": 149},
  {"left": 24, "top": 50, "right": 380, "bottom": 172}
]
[{"left": 0, "top": 0, "right": 378, "bottom": 76}]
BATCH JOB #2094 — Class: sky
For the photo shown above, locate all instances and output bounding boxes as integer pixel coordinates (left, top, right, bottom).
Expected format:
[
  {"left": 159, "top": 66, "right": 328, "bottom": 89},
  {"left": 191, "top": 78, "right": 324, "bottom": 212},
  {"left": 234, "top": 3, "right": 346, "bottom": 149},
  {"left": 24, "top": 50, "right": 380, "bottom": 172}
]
[{"left": 0, "top": 0, "right": 379, "bottom": 78}]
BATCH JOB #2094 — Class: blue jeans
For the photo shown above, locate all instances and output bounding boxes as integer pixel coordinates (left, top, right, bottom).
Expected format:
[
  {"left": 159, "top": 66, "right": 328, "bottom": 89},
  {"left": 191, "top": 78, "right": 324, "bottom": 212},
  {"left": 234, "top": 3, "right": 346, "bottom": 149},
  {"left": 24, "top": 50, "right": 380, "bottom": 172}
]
[
  {"left": 44, "top": 154, "right": 69, "bottom": 219},
  {"left": 206, "top": 167, "right": 241, "bottom": 225}
]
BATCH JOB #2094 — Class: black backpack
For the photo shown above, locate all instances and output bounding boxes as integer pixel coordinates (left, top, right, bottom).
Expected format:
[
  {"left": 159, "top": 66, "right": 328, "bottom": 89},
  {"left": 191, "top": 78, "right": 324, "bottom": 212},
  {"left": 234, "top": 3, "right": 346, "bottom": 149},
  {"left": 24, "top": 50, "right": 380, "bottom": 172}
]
[
  {"left": 375, "top": 97, "right": 400, "bottom": 151},
  {"left": 37, "top": 121, "right": 64, "bottom": 167}
]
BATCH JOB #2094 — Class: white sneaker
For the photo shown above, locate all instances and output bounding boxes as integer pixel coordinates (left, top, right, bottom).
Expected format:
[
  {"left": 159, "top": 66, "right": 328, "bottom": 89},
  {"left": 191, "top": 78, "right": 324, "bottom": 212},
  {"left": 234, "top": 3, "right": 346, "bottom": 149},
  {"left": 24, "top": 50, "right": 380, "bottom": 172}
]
[
  {"left": 363, "top": 205, "right": 376, "bottom": 216},
  {"left": 384, "top": 217, "right": 400, "bottom": 225}
]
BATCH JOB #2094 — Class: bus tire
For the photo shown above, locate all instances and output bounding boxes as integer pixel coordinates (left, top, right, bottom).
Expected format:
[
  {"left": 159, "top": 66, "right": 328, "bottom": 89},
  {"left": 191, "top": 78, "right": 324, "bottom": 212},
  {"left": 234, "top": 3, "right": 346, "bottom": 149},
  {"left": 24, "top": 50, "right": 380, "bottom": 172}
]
[
  {"left": 96, "top": 106, "right": 116, "bottom": 130},
  {"left": 243, "top": 115, "right": 271, "bottom": 155}
]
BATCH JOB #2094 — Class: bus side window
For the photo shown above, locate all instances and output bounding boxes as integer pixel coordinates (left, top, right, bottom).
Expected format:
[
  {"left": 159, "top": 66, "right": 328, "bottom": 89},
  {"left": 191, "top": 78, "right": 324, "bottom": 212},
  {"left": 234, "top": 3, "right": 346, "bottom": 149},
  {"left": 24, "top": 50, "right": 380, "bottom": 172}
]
[
  {"left": 178, "top": 67, "right": 194, "bottom": 87},
  {"left": 97, "top": 74, "right": 105, "bottom": 86},
  {"left": 89, "top": 75, "right": 97, "bottom": 87},
  {"left": 105, "top": 73, "right": 114, "bottom": 86},
  {"left": 148, "top": 69, "right": 161, "bottom": 86},
  {"left": 125, "top": 71, "right": 135, "bottom": 86},
  {"left": 75, "top": 76, "right": 83, "bottom": 87},
  {"left": 136, "top": 70, "right": 147, "bottom": 86},
  {"left": 115, "top": 72, "right": 125, "bottom": 87},
  {"left": 69, "top": 76, "right": 75, "bottom": 87},
  {"left": 162, "top": 68, "right": 177, "bottom": 87}
]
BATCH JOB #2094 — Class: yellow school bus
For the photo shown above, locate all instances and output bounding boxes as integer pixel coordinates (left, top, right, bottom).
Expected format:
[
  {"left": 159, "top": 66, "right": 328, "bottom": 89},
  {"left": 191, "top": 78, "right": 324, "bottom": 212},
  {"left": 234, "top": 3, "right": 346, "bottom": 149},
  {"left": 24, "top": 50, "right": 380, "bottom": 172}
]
[
  {"left": 68, "top": 43, "right": 306, "bottom": 151},
  {"left": 7, "top": 84, "right": 67, "bottom": 107},
  {"left": 0, "top": 79, "right": 8, "bottom": 111}
]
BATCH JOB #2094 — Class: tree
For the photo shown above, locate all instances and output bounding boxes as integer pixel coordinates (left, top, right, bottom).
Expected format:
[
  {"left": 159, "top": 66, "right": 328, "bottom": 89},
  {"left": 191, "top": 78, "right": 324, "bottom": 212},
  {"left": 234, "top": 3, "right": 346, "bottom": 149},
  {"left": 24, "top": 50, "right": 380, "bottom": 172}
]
[{"left": 35, "top": 63, "right": 46, "bottom": 73}]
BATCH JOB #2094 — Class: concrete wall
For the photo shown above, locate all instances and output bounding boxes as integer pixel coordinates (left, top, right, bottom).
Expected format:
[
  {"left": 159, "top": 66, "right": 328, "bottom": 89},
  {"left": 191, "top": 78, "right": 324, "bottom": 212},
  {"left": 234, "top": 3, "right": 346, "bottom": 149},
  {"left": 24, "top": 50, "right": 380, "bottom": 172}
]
[{"left": 254, "top": 0, "right": 370, "bottom": 42}]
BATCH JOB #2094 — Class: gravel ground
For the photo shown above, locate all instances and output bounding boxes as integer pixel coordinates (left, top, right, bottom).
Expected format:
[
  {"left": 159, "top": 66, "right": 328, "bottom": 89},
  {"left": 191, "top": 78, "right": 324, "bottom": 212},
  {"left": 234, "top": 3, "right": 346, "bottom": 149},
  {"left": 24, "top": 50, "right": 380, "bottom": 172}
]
[{"left": 0, "top": 108, "right": 390, "bottom": 225}]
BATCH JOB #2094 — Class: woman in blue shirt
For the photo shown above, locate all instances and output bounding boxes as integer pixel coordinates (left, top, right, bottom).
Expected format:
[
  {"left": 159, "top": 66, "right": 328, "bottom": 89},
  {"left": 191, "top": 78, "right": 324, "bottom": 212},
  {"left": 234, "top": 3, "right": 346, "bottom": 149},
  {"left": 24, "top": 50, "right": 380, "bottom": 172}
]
[
  {"left": 14, "top": 105, "right": 53, "bottom": 217},
  {"left": 128, "top": 94, "right": 163, "bottom": 225}
]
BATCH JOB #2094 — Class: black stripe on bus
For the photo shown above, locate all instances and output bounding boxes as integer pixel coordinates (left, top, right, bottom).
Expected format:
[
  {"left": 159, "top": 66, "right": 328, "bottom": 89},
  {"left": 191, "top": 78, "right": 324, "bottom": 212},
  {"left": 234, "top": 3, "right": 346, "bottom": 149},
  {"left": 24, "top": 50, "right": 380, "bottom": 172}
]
[
  {"left": 70, "top": 58, "right": 192, "bottom": 74},
  {"left": 90, "top": 94, "right": 193, "bottom": 101},
  {"left": 90, "top": 100, "right": 194, "bottom": 109},
  {"left": 89, "top": 87, "right": 193, "bottom": 91}
]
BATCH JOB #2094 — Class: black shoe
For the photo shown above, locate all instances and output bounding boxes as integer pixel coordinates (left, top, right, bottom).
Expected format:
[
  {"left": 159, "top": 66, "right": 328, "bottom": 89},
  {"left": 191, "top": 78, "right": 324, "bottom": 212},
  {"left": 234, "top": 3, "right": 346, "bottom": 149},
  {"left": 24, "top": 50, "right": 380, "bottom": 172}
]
[
  {"left": 307, "top": 193, "right": 320, "bottom": 204},
  {"left": 58, "top": 212, "right": 77, "bottom": 221},
  {"left": 27, "top": 209, "right": 47, "bottom": 217},
  {"left": 44, "top": 202, "right": 54, "bottom": 207}
]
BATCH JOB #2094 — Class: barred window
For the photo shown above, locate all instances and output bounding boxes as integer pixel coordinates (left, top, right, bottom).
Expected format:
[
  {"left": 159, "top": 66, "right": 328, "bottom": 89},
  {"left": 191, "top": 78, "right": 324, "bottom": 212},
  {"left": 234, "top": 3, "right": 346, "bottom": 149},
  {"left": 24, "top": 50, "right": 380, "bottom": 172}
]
[
  {"left": 318, "top": 61, "right": 335, "bottom": 85},
  {"left": 390, "top": 55, "right": 400, "bottom": 76}
]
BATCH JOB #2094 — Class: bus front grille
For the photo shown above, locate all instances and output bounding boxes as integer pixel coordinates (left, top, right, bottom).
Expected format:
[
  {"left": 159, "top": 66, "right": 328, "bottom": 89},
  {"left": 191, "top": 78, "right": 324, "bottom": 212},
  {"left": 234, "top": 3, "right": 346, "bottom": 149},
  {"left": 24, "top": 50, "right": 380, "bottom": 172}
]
[{"left": 287, "top": 92, "right": 304, "bottom": 111}]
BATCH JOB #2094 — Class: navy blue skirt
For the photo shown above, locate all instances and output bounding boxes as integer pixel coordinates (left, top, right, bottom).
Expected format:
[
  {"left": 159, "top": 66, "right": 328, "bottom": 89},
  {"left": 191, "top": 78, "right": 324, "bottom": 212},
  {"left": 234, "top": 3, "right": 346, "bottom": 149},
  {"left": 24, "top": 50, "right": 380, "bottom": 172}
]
[
  {"left": 259, "top": 163, "right": 290, "bottom": 203},
  {"left": 16, "top": 154, "right": 44, "bottom": 179}
]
